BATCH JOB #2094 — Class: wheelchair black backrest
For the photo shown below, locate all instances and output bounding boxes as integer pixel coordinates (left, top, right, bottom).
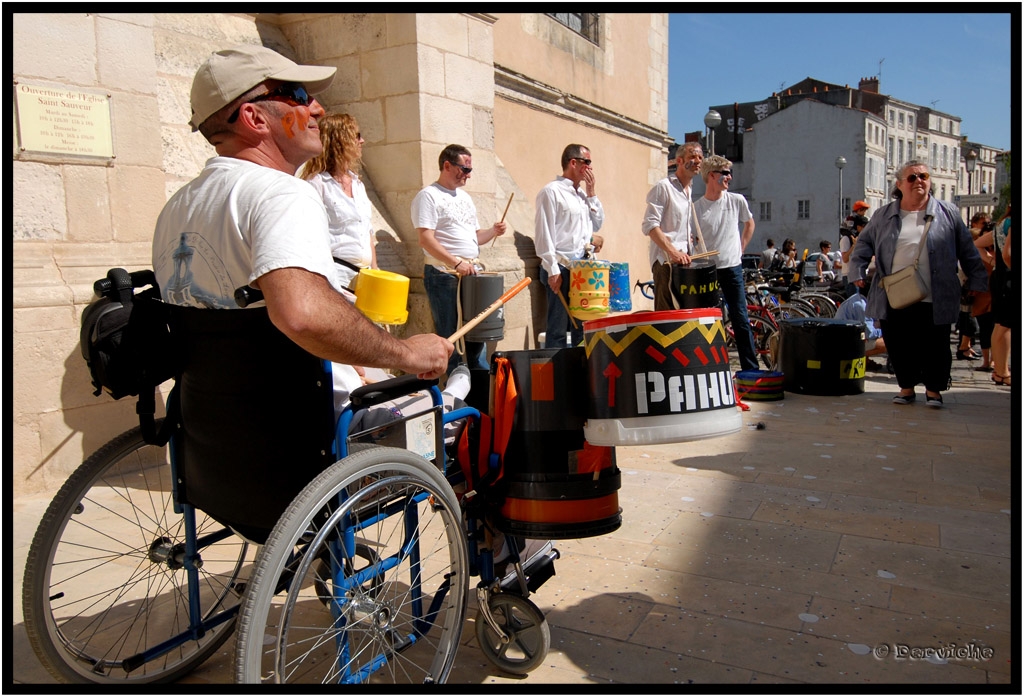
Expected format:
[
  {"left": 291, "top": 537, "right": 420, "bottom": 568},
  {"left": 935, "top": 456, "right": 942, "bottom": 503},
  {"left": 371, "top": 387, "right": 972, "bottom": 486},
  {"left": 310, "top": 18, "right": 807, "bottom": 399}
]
[{"left": 168, "top": 305, "right": 336, "bottom": 544}]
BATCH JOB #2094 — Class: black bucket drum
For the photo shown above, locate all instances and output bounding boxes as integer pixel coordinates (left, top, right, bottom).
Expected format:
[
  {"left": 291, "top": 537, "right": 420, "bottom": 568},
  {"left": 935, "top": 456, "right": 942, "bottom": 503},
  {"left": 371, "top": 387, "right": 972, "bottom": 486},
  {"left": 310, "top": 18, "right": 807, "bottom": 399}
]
[
  {"left": 670, "top": 260, "right": 721, "bottom": 309},
  {"left": 460, "top": 273, "right": 504, "bottom": 342},
  {"left": 583, "top": 308, "right": 742, "bottom": 446},
  {"left": 494, "top": 348, "right": 622, "bottom": 539},
  {"left": 778, "top": 317, "right": 866, "bottom": 395}
]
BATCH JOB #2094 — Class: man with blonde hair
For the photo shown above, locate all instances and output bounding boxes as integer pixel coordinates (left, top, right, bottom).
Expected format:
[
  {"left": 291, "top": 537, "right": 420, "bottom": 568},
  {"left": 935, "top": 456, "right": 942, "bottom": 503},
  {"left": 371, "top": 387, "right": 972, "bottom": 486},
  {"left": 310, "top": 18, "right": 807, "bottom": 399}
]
[
  {"left": 641, "top": 141, "right": 702, "bottom": 310},
  {"left": 693, "top": 154, "right": 758, "bottom": 371}
]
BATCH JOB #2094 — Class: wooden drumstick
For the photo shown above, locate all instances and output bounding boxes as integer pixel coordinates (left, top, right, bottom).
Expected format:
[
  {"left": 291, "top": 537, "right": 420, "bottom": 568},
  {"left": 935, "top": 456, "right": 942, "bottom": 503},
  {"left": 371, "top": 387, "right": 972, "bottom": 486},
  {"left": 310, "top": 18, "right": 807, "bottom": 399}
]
[
  {"left": 448, "top": 277, "right": 531, "bottom": 344},
  {"left": 688, "top": 250, "right": 719, "bottom": 261},
  {"left": 557, "top": 290, "right": 579, "bottom": 329},
  {"left": 500, "top": 192, "right": 514, "bottom": 223},
  {"left": 491, "top": 193, "right": 514, "bottom": 247}
]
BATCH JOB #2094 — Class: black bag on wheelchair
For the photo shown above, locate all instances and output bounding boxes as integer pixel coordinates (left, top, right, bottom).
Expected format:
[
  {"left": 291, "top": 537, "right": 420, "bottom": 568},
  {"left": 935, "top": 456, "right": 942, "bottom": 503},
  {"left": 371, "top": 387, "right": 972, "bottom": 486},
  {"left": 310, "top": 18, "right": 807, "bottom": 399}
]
[{"left": 81, "top": 268, "right": 177, "bottom": 400}]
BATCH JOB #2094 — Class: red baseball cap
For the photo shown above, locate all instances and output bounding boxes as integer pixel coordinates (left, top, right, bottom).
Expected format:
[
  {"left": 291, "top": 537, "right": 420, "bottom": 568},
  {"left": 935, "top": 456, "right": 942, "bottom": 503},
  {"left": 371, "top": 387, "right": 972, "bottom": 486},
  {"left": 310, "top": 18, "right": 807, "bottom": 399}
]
[{"left": 853, "top": 200, "right": 869, "bottom": 212}]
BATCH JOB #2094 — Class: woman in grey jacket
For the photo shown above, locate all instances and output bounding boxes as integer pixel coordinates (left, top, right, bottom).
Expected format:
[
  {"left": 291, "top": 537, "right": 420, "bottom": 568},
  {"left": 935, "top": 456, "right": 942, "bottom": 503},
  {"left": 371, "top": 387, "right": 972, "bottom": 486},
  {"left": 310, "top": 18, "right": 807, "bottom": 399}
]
[{"left": 848, "top": 160, "right": 987, "bottom": 408}]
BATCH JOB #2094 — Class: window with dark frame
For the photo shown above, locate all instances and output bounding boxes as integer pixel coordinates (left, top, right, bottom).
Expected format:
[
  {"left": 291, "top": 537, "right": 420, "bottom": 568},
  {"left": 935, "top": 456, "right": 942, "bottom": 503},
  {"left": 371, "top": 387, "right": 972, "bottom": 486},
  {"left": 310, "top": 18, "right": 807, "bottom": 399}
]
[
  {"left": 797, "top": 199, "right": 810, "bottom": 220},
  {"left": 546, "top": 13, "right": 600, "bottom": 44}
]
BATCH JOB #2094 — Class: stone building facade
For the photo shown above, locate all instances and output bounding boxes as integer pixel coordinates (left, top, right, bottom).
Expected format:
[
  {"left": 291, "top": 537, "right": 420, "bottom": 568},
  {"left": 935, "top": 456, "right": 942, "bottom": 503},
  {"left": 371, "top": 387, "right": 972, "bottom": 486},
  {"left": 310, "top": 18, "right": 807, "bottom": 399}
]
[{"left": 11, "top": 12, "right": 671, "bottom": 498}]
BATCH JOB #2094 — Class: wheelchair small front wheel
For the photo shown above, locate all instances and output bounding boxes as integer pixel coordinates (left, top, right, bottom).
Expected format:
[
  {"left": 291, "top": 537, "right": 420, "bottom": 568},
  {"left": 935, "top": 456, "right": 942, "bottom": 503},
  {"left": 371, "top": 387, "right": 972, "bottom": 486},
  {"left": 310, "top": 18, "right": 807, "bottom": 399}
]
[{"left": 475, "top": 593, "right": 550, "bottom": 675}]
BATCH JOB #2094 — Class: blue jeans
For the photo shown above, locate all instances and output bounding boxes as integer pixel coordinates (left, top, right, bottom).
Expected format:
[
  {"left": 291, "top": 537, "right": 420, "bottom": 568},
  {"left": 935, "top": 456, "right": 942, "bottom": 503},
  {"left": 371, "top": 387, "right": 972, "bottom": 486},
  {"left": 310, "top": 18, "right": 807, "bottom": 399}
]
[
  {"left": 717, "top": 264, "right": 759, "bottom": 371},
  {"left": 423, "top": 265, "right": 488, "bottom": 373},
  {"left": 540, "top": 264, "right": 584, "bottom": 348}
]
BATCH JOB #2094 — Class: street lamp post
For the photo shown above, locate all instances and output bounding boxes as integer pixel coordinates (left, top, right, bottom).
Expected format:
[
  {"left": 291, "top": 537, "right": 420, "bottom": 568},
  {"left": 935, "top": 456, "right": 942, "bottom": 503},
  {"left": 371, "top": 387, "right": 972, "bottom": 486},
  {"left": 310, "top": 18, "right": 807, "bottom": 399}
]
[
  {"left": 704, "top": 110, "right": 721, "bottom": 157},
  {"left": 965, "top": 149, "right": 978, "bottom": 221},
  {"left": 835, "top": 156, "right": 846, "bottom": 233}
]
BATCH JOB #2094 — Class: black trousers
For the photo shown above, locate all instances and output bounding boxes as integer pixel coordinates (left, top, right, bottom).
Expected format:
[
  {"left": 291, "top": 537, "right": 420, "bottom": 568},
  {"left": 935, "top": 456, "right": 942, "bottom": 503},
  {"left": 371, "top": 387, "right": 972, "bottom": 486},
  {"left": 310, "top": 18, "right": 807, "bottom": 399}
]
[{"left": 880, "top": 302, "right": 952, "bottom": 393}]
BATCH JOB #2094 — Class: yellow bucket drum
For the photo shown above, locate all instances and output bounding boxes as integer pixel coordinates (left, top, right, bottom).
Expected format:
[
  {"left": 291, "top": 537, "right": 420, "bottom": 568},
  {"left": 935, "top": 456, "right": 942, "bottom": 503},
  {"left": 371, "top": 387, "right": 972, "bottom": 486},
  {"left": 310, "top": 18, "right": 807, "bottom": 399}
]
[
  {"left": 568, "top": 259, "right": 610, "bottom": 321},
  {"left": 354, "top": 269, "right": 409, "bottom": 324}
]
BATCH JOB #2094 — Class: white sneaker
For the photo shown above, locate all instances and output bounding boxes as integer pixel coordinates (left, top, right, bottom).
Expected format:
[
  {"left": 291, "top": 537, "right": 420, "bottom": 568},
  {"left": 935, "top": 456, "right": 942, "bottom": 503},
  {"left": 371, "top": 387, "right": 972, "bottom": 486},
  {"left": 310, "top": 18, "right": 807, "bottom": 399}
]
[{"left": 443, "top": 364, "right": 471, "bottom": 401}]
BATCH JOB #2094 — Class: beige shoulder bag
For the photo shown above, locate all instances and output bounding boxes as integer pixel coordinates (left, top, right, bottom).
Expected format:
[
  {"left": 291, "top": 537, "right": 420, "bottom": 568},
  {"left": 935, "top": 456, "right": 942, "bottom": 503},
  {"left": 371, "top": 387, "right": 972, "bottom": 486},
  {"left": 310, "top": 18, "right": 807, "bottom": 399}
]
[{"left": 881, "top": 215, "right": 932, "bottom": 309}]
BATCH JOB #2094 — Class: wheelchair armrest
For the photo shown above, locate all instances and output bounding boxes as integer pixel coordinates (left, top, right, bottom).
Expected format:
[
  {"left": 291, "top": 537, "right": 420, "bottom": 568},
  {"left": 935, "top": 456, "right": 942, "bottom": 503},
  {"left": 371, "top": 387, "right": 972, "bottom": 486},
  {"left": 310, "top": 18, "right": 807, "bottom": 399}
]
[{"left": 349, "top": 374, "right": 439, "bottom": 408}]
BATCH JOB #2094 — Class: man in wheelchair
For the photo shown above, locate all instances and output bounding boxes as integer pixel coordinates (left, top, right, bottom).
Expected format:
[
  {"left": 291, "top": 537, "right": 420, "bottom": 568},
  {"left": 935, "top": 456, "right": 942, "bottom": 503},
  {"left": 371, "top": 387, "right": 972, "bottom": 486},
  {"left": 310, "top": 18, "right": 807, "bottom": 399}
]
[
  {"left": 153, "top": 45, "right": 452, "bottom": 406},
  {"left": 170, "top": 42, "right": 555, "bottom": 605},
  {"left": 26, "top": 44, "right": 559, "bottom": 687}
]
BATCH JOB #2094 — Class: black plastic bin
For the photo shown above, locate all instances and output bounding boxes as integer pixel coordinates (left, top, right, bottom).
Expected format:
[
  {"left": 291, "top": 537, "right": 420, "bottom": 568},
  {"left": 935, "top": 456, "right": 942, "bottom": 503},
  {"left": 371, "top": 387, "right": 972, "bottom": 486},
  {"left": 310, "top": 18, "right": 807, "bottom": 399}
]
[{"left": 778, "top": 318, "right": 866, "bottom": 395}]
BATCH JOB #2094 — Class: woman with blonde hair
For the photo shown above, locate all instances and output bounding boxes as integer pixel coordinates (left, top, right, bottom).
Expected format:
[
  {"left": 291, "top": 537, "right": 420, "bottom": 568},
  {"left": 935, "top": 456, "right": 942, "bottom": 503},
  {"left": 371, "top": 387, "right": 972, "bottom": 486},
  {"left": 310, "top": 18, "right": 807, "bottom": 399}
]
[{"left": 303, "top": 113, "right": 376, "bottom": 291}]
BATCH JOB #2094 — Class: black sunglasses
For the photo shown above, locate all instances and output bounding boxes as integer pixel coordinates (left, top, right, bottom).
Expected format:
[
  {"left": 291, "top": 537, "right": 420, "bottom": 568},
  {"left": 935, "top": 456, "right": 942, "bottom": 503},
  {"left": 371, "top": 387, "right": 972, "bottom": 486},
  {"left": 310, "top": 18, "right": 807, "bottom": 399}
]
[
  {"left": 449, "top": 162, "right": 472, "bottom": 174},
  {"left": 715, "top": 170, "right": 733, "bottom": 177},
  {"left": 227, "top": 83, "right": 312, "bottom": 123},
  {"left": 905, "top": 172, "right": 930, "bottom": 183},
  {"left": 573, "top": 158, "right": 593, "bottom": 166}
]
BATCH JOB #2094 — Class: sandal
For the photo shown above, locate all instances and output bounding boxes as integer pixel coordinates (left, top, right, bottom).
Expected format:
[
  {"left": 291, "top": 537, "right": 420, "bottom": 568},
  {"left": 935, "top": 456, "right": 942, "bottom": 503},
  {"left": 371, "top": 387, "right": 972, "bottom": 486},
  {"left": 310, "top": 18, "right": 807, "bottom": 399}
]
[{"left": 993, "top": 373, "right": 1012, "bottom": 386}]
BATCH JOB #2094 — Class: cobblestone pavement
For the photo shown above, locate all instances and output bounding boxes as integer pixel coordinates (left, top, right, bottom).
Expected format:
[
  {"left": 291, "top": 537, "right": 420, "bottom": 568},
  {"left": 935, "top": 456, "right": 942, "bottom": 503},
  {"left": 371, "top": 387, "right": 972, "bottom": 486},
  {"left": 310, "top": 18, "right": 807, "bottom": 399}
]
[{"left": 11, "top": 336, "right": 1013, "bottom": 686}]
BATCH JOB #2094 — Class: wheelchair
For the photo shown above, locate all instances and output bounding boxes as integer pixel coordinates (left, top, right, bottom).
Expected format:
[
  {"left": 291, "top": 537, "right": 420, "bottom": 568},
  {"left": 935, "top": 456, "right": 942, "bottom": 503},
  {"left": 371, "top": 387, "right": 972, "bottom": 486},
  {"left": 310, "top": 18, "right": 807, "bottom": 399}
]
[{"left": 22, "top": 274, "right": 581, "bottom": 685}]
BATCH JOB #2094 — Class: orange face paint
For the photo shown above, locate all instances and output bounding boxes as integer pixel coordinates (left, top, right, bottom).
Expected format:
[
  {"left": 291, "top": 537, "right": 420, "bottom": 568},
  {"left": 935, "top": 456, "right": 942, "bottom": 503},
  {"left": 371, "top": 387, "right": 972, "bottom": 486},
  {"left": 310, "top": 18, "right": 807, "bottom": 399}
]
[{"left": 280, "top": 106, "right": 312, "bottom": 139}]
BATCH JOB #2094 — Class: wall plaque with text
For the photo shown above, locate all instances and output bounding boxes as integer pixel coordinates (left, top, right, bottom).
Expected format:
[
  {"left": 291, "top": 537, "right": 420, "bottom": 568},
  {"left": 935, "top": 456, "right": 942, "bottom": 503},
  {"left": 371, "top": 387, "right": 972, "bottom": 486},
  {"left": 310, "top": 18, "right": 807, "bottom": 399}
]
[{"left": 14, "top": 81, "right": 115, "bottom": 161}]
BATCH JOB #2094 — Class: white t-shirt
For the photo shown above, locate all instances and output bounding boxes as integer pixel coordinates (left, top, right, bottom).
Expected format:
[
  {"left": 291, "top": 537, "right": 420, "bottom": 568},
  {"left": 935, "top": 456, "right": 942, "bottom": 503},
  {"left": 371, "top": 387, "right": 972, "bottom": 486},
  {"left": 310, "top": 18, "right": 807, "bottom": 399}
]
[
  {"left": 839, "top": 236, "right": 853, "bottom": 280},
  {"left": 693, "top": 192, "right": 752, "bottom": 269},
  {"left": 152, "top": 156, "right": 362, "bottom": 411},
  {"left": 306, "top": 171, "right": 374, "bottom": 288},
  {"left": 411, "top": 183, "right": 480, "bottom": 265}
]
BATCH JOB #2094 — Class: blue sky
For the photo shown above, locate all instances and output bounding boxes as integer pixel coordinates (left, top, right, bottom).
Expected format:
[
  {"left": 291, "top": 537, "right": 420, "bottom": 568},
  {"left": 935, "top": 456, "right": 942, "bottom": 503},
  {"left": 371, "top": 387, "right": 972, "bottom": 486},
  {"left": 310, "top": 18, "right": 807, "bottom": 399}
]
[{"left": 668, "top": 12, "right": 1013, "bottom": 150}]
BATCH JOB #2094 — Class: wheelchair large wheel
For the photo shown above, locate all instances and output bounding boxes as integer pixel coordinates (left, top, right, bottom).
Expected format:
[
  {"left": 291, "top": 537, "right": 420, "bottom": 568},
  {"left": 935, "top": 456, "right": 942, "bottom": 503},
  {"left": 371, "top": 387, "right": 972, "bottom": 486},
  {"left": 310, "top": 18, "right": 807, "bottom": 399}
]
[
  {"left": 235, "top": 445, "right": 469, "bottom": 684},
  {"left": 475, "top": 593, "right": 550, "bottom": 675},
  {"left": 22, "top": 421, "right": 250, "bottom": 683}
]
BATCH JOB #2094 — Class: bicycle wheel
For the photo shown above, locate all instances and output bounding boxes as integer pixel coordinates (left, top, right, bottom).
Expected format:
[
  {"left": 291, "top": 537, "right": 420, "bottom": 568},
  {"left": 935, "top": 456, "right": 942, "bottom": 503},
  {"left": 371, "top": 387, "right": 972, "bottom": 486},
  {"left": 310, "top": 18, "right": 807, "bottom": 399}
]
[
  {"left": 475, "top": 593, "right": 550, "bottom": 675},
  {"left": 22, "top": 422, "right": 250, "bottom": 684},
  {"left": 235, "top": 445, "right": 468, "bottom": 685},
  {"left": 772, "top": 303, "right": 814, "bottom": 321},
  {"left": 747, "top": 315, "right": 780, "bottom": 370},
  {"left": 795, "top": 293, "right": 837, "bottom": 318}
]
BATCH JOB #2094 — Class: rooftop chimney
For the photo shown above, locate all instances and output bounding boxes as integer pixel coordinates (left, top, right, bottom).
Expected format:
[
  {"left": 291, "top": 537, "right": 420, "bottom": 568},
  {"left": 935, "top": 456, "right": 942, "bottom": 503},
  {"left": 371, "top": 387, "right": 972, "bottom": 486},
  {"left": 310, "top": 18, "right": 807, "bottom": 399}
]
[{"left": 859, "top": 77, "right": 879, "bottom": 93}]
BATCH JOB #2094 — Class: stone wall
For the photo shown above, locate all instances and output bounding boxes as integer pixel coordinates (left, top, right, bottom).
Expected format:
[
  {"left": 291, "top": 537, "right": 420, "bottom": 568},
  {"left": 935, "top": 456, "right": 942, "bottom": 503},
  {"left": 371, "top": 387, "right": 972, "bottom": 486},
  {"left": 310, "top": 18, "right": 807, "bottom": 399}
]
[{"left": 11, "top": 12, "right": 670, "bottom": 499}]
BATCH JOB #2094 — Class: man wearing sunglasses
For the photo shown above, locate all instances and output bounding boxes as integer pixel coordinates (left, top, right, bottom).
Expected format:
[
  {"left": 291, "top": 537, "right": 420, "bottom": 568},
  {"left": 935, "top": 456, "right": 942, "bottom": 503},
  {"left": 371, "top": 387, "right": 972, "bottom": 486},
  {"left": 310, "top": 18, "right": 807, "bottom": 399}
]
[
  {"left": 153, "top": 46, "right": 452, "bottom": 414},
  {"left": 413, "top": 144, "right": 507, "bottom": 377},
  {"left": 535, "top": 144, "right": 606, "bottom": 348},
  {"left": 848, "top": 160, "right": 987, "bottom": 408},
  {"left": 693, "top": 155, "right": 759, "bottom": 372}
]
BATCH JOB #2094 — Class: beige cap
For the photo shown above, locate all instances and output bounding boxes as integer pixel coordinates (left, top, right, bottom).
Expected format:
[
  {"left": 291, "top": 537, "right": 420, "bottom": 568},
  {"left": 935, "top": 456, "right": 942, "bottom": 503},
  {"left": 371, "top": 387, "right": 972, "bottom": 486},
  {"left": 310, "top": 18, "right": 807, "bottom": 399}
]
[{"left": 189, "top": 45, "right": 336, "bottom": 131}]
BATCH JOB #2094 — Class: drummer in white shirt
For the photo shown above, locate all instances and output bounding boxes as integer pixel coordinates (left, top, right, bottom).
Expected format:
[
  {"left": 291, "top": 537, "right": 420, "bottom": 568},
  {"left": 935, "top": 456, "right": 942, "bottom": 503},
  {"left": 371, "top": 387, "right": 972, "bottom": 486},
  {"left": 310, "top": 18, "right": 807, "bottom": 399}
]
[
  {"left": 535, "top": 144, "right": 606, "bottom": 348},
  {"left": 641, "top": 142, "right": 703, "bottom": 310}
]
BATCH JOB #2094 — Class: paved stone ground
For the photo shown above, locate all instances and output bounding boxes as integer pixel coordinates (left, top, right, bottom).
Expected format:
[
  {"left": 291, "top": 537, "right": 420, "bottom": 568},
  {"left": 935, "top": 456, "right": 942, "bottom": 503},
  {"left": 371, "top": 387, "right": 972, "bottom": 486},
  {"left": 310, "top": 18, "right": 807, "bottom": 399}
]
[{"left": 11, "top": 338, "right": 1014, "bottom": 686}]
